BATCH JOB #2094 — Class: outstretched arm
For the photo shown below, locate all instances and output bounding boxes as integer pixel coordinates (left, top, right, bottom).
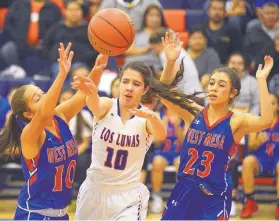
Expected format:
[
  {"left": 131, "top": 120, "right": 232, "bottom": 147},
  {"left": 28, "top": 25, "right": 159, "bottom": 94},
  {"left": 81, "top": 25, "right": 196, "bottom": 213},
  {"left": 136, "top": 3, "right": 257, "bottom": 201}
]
[
  {"left": 55, "top": 54, "right": 109, "bottom": 123},
  {"left": 237, "top": 56, "right": 274, "bottom": 135},
  {"left": 21, "top": 43, "right": 73, "bottom": 159}
]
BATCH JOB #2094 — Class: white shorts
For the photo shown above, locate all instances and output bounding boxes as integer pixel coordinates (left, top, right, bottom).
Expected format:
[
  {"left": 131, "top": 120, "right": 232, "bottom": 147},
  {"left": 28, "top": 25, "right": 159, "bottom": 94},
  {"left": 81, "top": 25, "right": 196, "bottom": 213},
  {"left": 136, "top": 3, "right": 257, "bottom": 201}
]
[{"left": 75, "top": 179, "right": 150, "bottom": 220}]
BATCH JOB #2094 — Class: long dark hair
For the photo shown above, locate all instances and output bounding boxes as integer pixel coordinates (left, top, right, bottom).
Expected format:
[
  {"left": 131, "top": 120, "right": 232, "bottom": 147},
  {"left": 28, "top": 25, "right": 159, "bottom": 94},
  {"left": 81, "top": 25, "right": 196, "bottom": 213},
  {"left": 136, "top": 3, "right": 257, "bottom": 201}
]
[
  {"left": 119, "top": 60, "right": 200, "bottom": 116},
  {"left": 0, "top": 85, "right": 30, "bottom": 157},
  {"left": 120, "top": 61, "right": 242, "bottom": 115},
  {"left": 141, "top": 4, "right": 167, "bottom": 30}
]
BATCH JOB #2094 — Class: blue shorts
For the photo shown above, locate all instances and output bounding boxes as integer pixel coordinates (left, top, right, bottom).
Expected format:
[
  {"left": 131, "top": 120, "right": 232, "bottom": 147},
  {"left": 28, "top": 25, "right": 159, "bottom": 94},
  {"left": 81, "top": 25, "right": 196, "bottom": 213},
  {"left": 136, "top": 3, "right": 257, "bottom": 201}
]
[
  {"left": 252, "top": 152, "right": 279, "bottom": 176},
  {"left": 14, "top": 206, "right": 69, "bottom": 220},
  {"left": 162, "top": 177, "right": 231, "bottom": 220},
  {"left": 153, "top": 150, "right": 180, "bottom": 165}
]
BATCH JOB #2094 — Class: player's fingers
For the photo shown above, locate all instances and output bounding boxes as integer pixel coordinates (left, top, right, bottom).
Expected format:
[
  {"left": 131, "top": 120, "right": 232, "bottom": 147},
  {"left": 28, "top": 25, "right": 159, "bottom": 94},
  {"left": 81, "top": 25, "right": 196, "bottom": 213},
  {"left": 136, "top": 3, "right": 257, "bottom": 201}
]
[
  {"left": 165, "top": 32, "right": 169, "bottom": 44},
  {"left": 58, "top": 48, "right": 62, "bottom": 60},
  {"left": 64, "top": 42, "right": 72, "bottom": 59},
  {"left": 68, "top": 51, "right": 74, "bottom": 63},
  {"left": 60, "top": 43, "right": 65, "bottom": 58}
]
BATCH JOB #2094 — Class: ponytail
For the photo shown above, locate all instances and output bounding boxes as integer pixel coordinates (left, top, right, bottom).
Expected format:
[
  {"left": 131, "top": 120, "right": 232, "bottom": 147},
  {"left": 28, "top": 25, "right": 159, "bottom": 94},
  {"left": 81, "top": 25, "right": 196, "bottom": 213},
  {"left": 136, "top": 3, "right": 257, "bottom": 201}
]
[
  {"left": 0, "top": 113, "right": 23, "bottom": 158},
  {"left": 121, "top": 60, "right": 201, "bottom": 116},
  {"left": 150, "top": 59, "right": 201, "bottom": 116}
]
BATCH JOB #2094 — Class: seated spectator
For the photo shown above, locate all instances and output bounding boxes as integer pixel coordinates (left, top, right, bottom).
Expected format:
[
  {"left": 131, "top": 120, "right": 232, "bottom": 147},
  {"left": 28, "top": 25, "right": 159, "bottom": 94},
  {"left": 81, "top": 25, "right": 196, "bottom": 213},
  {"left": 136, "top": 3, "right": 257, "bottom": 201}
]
[
  {"left": 228, "top": 52, "right": 260, "bottom": 114},
  {"left": 100, "top": 0, "right": 162, "bottom": 32},
  {"left": 124, "top": 4, "right": 167, "bottom": 71},
  {"left": 244, "top": 2, "right": 279, "bottom": 68},
  {"left": 151, "top": 107, "right": 184, "bottom": 214},
  {"left": 149, "top": 28, "right": 203, "bottom": 96},
  {"left": 255, "top": 33, "right": 279, "bottom": 92},
  {"left": 71, "top": 64, "right": 90, "bottom": 78},
  {"left": 187, "top": 27, "right": 221, "bottom": 89},
  {"left": 1, "top": 0, "right": 61, "bottom": 76},
  {"left": 226, "top": 52, "right": 260, "bottom": 217},
  {"left": 246, "top": 0, "right": 279, "bottom": 33},
  {"left": 203, "top": 0, "right": 242, "bottom": 64},
  {"left": 42, "top": 1, "right": 98, "bottom": 79},
  {"left": 241, "top": 93, "right": 279, "bottom": 219}
]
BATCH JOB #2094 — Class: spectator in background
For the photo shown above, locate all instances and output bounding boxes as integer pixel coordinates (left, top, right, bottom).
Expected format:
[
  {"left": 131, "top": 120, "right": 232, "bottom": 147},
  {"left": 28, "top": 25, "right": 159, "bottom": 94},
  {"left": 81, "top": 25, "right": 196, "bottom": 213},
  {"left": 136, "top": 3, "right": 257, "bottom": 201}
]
[
  {"left": 42, "top": 1, "right": 98, "bottom": 79},
  {"left": 149, "top": 28, "right": 203, "bottom": 97},
  {"left": 203, "top": 0, "right": 242, "bottom": 64},
  {"left": 244, "top": 2, "right": 279, "bottom": 70},
  {"left": 226, "top": 52, "right": 260, "bottom": 217},
  {"left": 1, "top": 0, "right": 61, "bottom": 76},
  {"left": 124, "top": 4, "right": 167, "bottom": 71},
  {"left": 246, "top": 0, "right": 279, "bottom": 32},
  {"left": 187, "top": 27, "right": 221, "bottom": 89},
  {"left": 100, "top": 0, "right": 162, "bottom": 32},
  {"left": 255, "top": 33, "right": 279, "bottom": 93},
  {"left": 86, "top": 0, "right": 102, "bottom": 19},
  {"left": 71, "top": 64, "right": 90, "bottom": 78}
]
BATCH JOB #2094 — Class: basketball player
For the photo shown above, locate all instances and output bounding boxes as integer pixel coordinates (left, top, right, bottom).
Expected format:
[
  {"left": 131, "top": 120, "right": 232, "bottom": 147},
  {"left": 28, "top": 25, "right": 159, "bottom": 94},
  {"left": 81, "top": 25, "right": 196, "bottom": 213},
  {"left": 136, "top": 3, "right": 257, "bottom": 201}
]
[
  {"left": 151, "top": 107, "right": 185, "bottom": 213},
  {"left": 73, "top": 61, "right": 171, "bottom": 220},
  {"left": 0, "top": 43, "right": 108, "bottom": 220},
  {"left": 158, "top": 32, "right": 274, "bottom": 220},
  {"left": 241, "top": 93, "right": 279, "bottom": 219}
]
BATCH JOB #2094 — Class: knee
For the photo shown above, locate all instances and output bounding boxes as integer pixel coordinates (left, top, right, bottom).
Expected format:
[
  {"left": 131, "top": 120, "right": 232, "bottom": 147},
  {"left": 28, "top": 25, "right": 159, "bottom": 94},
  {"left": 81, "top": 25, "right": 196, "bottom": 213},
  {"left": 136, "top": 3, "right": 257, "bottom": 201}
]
[
  {"left": 152, "top": 157, "right": 167, "bottom": 172},
  {"left": 242, "top": 155, "right": 258, "bottom": 171}
]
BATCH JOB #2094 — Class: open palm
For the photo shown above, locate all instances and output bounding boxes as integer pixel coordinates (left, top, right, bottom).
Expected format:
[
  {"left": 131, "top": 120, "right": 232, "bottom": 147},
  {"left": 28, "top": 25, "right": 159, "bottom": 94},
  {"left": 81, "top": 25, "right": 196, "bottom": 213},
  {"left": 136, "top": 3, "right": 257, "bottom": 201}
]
[
  {"left": 162, "top": 32, "right": 183, "bottom": 63},
  {"left": 256, "top": 55, "right": 274, "bottom": 79},
  {"left": 58, "top": 42, "right": 74, "bottom": 77}
]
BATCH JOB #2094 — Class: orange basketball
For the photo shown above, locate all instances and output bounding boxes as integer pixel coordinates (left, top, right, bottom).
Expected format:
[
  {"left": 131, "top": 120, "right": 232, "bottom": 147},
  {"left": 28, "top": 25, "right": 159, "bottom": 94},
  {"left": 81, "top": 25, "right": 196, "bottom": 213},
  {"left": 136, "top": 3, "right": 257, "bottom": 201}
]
[{"left": 88, "top": 8, "right": 136, "bottom": 56}]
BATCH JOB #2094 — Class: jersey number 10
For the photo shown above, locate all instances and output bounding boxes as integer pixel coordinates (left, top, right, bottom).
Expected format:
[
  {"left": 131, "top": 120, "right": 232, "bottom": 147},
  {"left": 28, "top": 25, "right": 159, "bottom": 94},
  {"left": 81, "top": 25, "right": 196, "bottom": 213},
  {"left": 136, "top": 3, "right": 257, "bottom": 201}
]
[
  {"left": 104, "top": 147, "right": 128, "bottom": 170},
  {"left": 53, "top": 160, "right": 76, "bottom": 191}
]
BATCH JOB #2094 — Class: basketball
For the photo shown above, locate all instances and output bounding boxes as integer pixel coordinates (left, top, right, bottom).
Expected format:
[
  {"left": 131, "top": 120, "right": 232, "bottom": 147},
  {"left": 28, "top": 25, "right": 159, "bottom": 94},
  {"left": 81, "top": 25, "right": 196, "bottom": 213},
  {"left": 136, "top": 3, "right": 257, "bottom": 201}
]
[{"left": 88, "top": 8, "right": 136, "bottom": 56}]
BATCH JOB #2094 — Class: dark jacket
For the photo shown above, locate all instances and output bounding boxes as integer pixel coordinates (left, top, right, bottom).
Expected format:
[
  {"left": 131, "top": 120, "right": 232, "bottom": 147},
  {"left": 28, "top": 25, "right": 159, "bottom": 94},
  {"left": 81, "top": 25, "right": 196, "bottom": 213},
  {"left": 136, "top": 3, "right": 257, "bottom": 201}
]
[
  {"left": 3, "top": 0, "right": 61, "bottom": 55},
  {"left": 42, "top": 21, "right": 98, "bottom": 65},
  {"left": 203, "top": 21, "right": 242, "bottom": 64},
  {"left": 244, "top": 25, "right": 275, "bottom": 64}
]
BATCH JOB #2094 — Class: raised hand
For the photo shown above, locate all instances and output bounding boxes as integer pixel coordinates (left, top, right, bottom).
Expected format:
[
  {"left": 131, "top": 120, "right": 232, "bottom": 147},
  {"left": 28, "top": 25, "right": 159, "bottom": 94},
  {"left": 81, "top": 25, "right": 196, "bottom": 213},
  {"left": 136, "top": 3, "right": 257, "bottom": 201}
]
[
  {"left": 71, "top": 76, "right": 98, "bottom": 96},
  {"left": 256, "top": 55, "right": 274, "bottom": 80},
  {"left": 128, "top": 108, "right": 157, "bottom": 120},
  {"left": 94, "top": 54, "right": 109, "bottom": 72},
  {"left": 162, "top": 32, "right": 183, "bottom": 63},
  {"left": 58, "top": 42, "right": 74, "bottom": 77}
]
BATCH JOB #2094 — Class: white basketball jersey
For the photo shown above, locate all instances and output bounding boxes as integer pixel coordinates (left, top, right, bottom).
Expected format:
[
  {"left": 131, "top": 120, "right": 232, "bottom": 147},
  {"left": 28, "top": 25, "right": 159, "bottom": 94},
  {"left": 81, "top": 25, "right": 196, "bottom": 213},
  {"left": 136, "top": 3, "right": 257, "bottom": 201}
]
[{"left": 87, "top": 98, "right": 153, "bottom": 185}]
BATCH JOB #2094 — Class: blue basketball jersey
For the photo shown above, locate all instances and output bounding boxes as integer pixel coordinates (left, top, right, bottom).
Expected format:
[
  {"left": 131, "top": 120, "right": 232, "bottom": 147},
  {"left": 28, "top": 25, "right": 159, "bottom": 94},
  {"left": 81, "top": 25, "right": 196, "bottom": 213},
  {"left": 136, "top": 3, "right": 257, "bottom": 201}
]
[
  {"left": 253, "top": 116, "right": 279, "bottom": 159},
  {"left": 177, "top": 107, "right": 237, "bottom": 196},
  {"left": 17, "top": 115, "right": 78, "bottom": 210}
]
